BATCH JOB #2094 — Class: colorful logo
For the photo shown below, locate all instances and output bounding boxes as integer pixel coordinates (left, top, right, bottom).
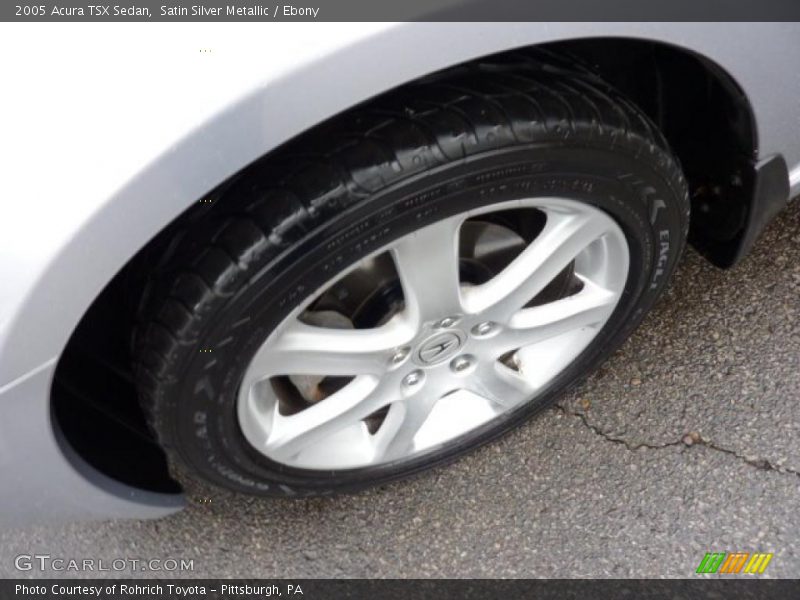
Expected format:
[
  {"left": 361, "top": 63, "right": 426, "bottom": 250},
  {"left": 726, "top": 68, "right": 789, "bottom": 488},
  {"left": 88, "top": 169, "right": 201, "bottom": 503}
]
[{"left": 696, "top": 552, "right": 773, "bottom": 574}]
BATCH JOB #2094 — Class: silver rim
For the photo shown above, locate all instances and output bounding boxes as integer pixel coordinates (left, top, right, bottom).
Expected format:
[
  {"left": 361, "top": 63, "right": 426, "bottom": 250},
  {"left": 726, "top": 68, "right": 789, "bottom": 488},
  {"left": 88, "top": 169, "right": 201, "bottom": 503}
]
[{"left": 237, "top": 197, "right": 629, "bottom": 470}]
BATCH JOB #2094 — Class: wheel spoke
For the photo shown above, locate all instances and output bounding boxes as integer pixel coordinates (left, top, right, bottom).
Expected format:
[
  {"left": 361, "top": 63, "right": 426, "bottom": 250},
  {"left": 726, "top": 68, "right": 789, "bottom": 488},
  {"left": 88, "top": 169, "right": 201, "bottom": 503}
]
[
  {"left": 245, "top": 317, "right": 414, "bottom": 380},
  {"left": 493, "top": 278, "right": 619, "bottom": 355},
  {"left": 261, "top": 375, "right": 393, "bottom": 462},
  {"left": 391, "top": 215, "right": 464, "bottom": 325},
  {"left": 462, "top": 208, "right": 613, "bottom": 320},
  {"left": 467, "top": 362, "right": 534, "bottom": 409},
  {"left": 375, "top": 393, "right": 440, "bottom": 461}
]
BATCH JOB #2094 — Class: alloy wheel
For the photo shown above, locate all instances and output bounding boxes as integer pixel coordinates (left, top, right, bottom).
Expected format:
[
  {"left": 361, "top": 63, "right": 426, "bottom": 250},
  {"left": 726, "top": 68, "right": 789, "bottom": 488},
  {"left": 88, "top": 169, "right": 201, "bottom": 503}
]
[{"left": 237, "top": 197, "right": 629, "bottom": 469}]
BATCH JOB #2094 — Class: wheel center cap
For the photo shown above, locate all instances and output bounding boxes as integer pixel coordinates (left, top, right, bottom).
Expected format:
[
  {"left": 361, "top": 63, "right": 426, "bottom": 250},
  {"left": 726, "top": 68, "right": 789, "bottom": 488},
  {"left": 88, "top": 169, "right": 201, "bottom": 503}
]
[{"left": 415, "top": 331, "right": 464, "bottom": 365}]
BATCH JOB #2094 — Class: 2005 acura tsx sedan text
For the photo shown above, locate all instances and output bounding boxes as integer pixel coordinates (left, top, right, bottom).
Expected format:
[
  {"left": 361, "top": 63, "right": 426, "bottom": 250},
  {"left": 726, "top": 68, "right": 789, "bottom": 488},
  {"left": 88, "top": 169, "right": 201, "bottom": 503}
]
[{"left": 1, "top": 22, "right": 798, "bottom": 524}]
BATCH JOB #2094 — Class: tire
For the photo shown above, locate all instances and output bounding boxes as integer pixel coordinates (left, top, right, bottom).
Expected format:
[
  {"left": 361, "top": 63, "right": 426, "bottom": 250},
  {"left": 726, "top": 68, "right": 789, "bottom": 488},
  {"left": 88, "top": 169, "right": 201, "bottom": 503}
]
[{"left": 133, "top": 52, "right": 689, "bottom": 497}]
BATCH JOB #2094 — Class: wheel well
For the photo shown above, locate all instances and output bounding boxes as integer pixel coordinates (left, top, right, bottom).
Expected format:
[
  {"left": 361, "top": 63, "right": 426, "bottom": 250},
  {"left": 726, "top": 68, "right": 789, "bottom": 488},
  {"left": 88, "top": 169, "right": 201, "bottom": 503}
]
[
  {"left": 544, "top": 38, "right": 757, "bottom": 160},
  {"left": 51, "top": 37, "right": 756, "bottom": 490},
  {"left": 540, "top": 38, "right": 758, "bottom": 264}
]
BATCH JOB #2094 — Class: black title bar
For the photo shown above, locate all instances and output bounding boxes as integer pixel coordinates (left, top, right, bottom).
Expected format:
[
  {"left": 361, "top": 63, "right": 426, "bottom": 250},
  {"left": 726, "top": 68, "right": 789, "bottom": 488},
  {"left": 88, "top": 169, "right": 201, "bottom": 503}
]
[{"left": 4, "top": 0, "right": 800, "bottom": 22}]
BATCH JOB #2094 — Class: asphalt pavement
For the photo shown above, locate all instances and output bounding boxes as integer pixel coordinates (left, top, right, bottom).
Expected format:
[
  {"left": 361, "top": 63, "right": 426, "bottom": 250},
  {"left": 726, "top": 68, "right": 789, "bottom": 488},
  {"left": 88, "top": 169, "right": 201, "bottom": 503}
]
[{"left": 2, "top": 199, "right": 798, "bottom": 579}]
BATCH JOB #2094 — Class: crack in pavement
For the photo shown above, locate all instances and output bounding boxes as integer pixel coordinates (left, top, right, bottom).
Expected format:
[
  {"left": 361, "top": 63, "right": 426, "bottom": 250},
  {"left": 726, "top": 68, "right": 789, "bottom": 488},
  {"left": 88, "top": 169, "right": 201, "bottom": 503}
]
[{"left": 553, "top": 404, "right": 800, "bottom": 479}]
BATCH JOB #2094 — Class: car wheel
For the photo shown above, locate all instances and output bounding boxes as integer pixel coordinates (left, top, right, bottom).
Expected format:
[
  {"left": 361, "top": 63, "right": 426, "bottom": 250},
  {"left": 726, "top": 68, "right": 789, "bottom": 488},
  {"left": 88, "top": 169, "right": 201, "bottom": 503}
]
[{"left": 133, "top": 55, "right": 689, "bottom": 496}]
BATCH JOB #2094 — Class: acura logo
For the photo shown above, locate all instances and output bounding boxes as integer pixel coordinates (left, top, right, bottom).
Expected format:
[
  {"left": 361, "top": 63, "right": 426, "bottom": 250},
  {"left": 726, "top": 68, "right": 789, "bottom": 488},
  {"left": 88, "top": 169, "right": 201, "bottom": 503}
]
[{"left": 416, "top": 332, "right": 463, "bottom": 365}]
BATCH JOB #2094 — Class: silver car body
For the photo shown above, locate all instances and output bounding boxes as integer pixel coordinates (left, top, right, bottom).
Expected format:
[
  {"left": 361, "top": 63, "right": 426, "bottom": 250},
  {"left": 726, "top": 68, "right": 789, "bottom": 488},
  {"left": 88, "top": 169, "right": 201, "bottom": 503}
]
[{"left": 1, "top": 22, "right": 799, "bottom": 525}]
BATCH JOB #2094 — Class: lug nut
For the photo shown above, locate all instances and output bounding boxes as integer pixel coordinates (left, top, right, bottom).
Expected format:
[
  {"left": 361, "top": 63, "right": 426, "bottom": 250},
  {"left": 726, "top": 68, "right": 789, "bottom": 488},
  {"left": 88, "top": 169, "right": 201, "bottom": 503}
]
[
  {"left": 402, "top": 370, "right": 424, "bottom": 388},
  {"left": 390, "top": 347, "right": 410, "bottom": 366},
  {"left": 450, "top": 355, "right": 474, "bottom": 374},
  {"left": 472, "top": 321, "right": 495, "bottom": 336},
  {"left": 436, "top": 316, "right": 460, "bottom": 329}
]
